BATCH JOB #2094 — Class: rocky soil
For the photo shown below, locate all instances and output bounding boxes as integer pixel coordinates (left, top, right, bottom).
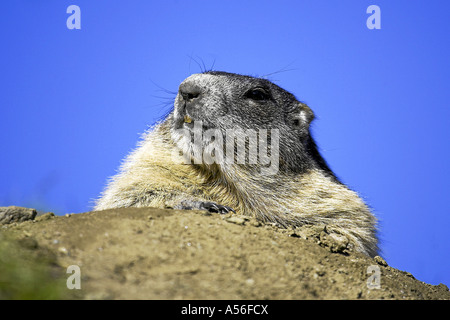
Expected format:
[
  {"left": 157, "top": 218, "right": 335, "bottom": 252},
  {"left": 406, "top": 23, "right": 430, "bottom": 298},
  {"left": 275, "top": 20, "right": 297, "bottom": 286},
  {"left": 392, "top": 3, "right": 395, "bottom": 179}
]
[{"left": 0, "top": 206, "right": 449, "bottom": 300}]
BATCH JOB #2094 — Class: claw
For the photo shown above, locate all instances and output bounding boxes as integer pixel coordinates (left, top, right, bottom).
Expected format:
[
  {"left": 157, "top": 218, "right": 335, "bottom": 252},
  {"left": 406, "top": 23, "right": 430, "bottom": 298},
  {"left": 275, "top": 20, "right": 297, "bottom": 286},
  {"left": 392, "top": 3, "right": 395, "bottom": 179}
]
[{"left": 200, "top": 202, "right": 235, "bottom": 215}]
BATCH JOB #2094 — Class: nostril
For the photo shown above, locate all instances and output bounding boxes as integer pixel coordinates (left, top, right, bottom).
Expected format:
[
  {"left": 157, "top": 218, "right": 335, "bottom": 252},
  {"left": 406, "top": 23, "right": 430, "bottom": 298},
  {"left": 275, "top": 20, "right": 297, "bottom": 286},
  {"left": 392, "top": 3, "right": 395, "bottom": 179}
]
[
  {"left": 179, "top": 82, "right": 202, "bottom": 102},
  {"left": 182, "top": 92, "right": 200, "bottom": 101}
]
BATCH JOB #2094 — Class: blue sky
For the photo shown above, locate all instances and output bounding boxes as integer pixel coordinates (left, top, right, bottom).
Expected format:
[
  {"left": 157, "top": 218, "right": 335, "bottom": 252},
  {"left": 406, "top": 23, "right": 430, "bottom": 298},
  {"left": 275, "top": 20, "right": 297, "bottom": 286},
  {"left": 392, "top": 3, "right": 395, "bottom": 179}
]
[{"left": 1, "top": 1, "right": 449, "bottom": 288}]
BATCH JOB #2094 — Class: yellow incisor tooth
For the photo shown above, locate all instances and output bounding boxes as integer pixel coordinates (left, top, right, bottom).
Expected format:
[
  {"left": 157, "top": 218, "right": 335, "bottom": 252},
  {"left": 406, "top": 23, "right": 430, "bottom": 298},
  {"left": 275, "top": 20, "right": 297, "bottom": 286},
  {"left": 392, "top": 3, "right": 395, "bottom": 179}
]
[{"left": 184, "top": 115, "right": 192, "bottom": 123}]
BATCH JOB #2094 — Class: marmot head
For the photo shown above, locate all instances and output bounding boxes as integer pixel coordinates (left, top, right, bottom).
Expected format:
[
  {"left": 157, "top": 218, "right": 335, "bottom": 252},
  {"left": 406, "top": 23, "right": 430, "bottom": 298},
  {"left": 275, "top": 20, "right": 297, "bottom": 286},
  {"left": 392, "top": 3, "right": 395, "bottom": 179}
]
[
  {"left": 173, "top": 71, "right": 314, "bottom": 130},
  {"left": 171, "top": 71, "right": 334, "bottom": 177}
]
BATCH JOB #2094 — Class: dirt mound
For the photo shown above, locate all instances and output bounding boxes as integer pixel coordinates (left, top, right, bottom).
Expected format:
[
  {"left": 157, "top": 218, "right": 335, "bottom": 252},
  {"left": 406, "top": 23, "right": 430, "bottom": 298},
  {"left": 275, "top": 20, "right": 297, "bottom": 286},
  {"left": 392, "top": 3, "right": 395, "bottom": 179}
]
[{"left": 1, "top": 206, "right": 449, "bottom": 300}]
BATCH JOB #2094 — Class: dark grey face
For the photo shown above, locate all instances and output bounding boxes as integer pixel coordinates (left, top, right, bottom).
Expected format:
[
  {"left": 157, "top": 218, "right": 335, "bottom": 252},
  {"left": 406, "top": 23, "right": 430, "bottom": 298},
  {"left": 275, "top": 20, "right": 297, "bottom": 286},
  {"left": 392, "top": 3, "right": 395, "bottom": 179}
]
[
  {"left": 173, "top": 71, "right": 314, "bottom": 133},
  {"left": 170, "top": 71, "right": 330, "bottom": 175}
]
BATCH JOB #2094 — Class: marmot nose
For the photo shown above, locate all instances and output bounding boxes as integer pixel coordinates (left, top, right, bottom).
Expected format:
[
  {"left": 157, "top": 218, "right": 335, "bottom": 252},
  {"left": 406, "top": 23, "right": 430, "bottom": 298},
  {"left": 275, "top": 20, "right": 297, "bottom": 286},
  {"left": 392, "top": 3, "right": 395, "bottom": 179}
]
[{"left": 179, "top": 82, "right": 202, "bottom": 102}]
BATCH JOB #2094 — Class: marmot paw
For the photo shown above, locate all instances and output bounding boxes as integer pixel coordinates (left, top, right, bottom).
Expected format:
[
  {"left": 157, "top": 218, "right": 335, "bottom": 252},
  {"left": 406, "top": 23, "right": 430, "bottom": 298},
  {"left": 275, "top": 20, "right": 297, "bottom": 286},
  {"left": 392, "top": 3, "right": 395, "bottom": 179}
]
[
  {"left": 176, "top": 200, "right": 235, "bottom": 214},
  {"left": 199, "top": 202, "right": 236, "bottom": 214}
]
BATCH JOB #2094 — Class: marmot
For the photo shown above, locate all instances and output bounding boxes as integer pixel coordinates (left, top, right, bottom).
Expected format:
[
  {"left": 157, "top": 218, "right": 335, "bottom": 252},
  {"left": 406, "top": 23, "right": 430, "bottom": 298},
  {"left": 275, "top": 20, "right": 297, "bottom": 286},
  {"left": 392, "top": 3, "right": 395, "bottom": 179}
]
[{"left": 95, "top": 71, "right": 378, "bottom": 257}]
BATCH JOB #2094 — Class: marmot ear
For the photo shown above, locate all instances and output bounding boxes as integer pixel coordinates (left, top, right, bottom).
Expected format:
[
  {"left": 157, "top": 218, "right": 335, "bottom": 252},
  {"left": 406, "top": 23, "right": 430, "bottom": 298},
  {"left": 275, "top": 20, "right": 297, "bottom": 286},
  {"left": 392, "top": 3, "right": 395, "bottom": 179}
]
[{"left": 292, "top": 103, "right": 314, "bottom": 128}]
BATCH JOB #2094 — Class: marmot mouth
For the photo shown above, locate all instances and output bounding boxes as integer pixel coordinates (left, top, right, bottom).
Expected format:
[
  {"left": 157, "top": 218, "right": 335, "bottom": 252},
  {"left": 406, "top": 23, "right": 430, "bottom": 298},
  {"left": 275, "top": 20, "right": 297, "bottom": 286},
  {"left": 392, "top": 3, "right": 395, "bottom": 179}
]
[
  {"left": 175, "top": 111, "right": 214, "bottom": 131},
  {"left": 184, "top": 115, "right": 193, "bottom": 124},
  {"left": 173, "top": 106, "right": 215, "bottom": 131},
  {"left": 182, "top": 120, "right": 214, "bottom": 131}
]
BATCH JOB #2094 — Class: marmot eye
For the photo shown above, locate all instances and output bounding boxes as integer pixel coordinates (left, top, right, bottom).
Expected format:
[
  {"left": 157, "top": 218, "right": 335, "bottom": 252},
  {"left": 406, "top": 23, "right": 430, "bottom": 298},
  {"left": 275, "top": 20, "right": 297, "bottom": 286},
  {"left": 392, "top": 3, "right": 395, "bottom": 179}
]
[{"left": 245, "top": 88, "right": 270, "bottom": 101}]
